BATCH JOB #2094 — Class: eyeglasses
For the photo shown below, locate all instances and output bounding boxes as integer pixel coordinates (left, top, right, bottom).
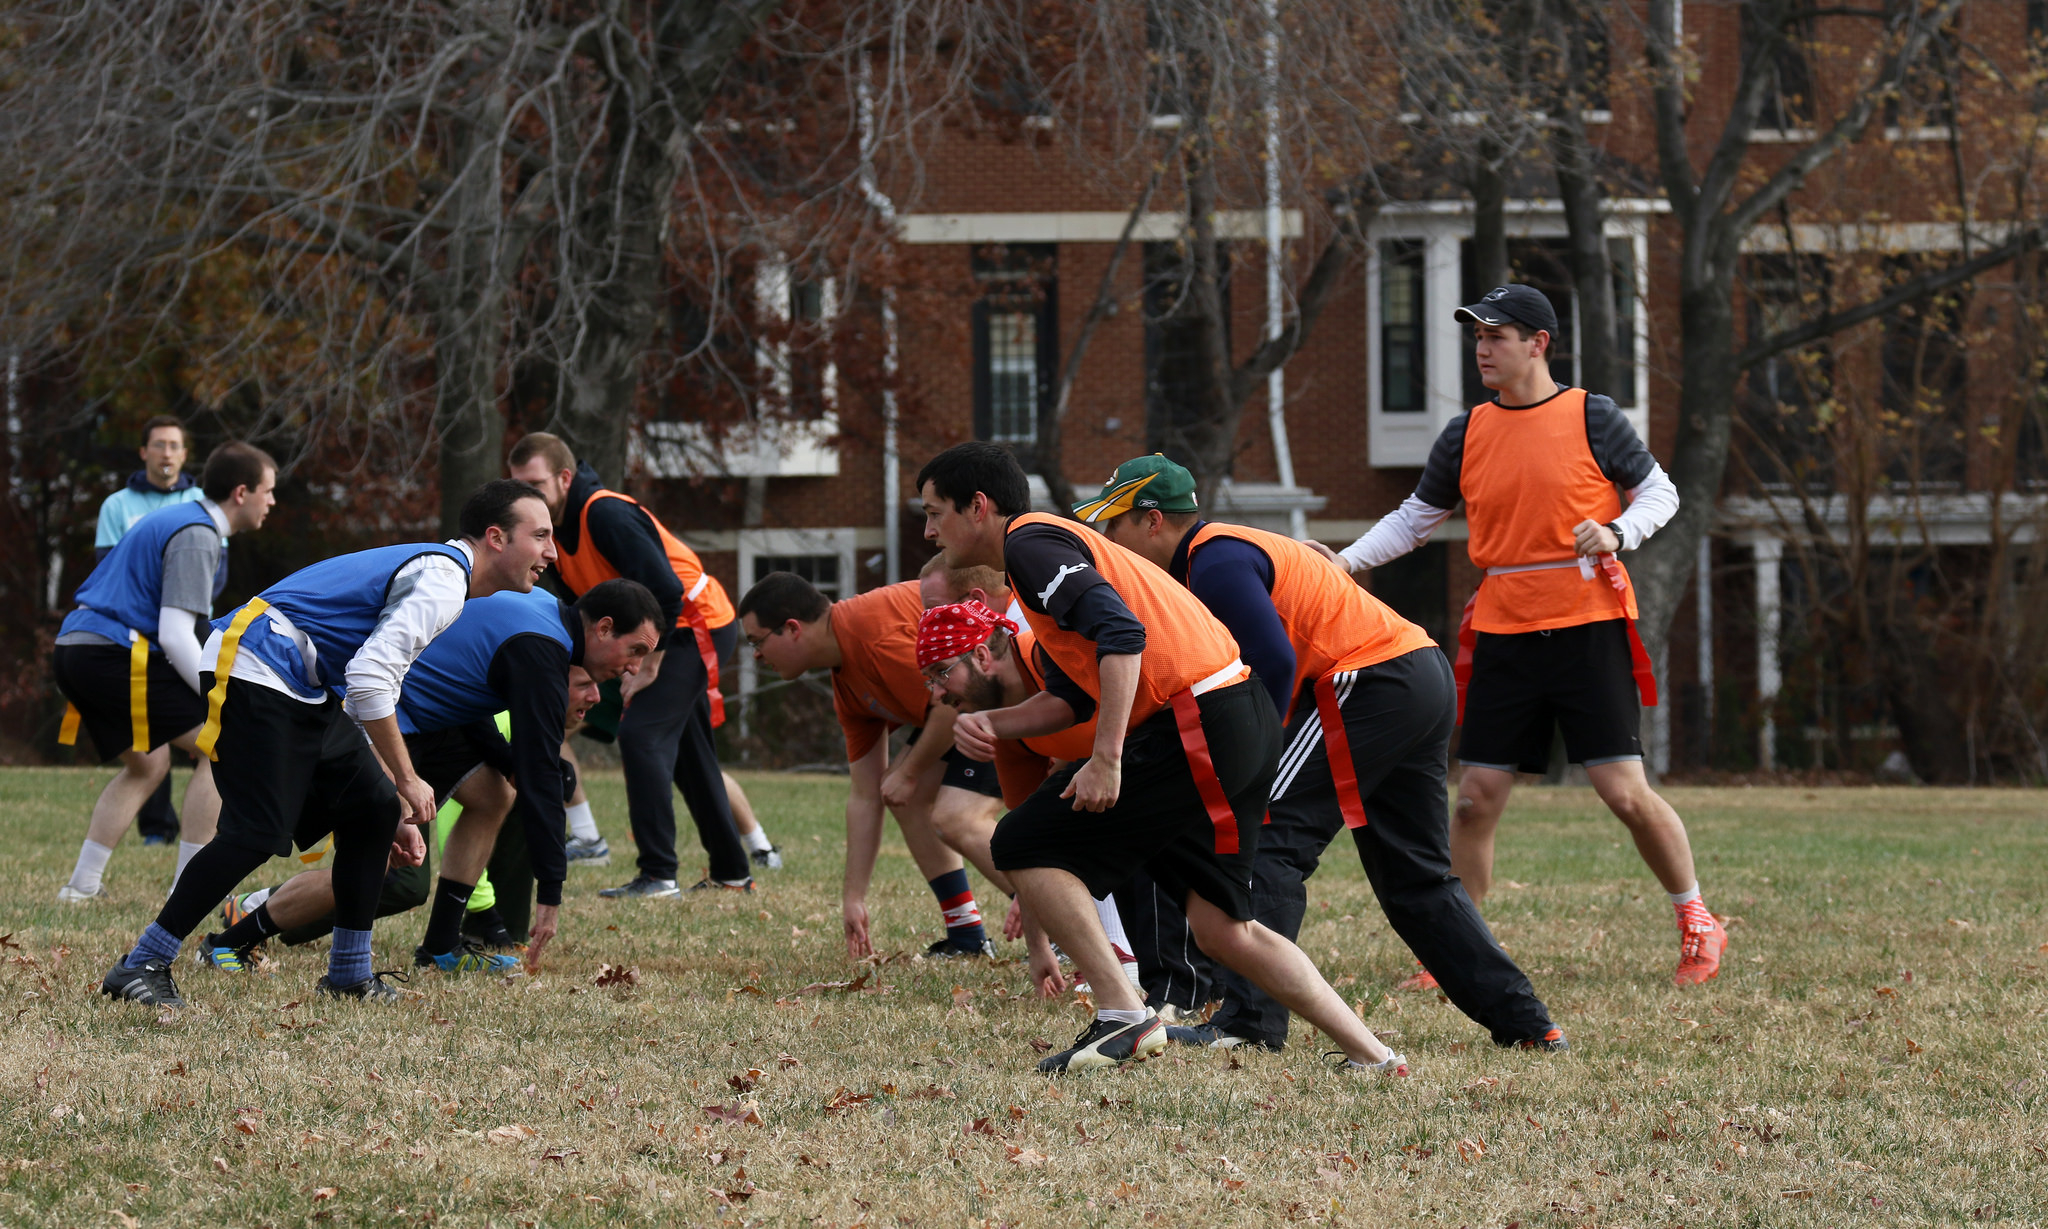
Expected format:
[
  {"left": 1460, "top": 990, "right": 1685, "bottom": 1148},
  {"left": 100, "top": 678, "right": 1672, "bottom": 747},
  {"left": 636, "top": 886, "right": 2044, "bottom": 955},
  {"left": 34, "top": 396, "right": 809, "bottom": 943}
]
[
  {"left": 921, "top": 656, "right": 968, "bottom": 687},
  {"left": 744, "top": 627, "right": 783, "bottom": 651}
]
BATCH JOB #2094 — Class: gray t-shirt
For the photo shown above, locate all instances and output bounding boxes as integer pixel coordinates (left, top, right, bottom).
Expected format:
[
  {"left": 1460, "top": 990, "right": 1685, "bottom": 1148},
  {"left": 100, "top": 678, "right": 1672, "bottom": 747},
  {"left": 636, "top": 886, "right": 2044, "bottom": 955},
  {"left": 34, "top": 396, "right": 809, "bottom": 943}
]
[{"left": 56, "top": 523, "right": 222, "bottom": 647}]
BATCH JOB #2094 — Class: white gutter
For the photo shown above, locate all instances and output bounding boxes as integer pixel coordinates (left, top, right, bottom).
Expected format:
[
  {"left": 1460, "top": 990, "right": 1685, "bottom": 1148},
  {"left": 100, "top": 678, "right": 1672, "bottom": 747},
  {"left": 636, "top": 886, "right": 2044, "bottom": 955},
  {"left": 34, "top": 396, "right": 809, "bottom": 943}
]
[{"left": 858, "top": 58, "right": 901, "bottom": 584}]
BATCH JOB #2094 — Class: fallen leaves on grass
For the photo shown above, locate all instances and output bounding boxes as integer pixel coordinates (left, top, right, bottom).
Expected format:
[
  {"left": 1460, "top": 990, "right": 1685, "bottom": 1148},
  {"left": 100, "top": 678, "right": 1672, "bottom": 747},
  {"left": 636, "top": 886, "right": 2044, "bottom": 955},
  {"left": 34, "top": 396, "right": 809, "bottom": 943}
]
[
  {"left": 110, "top": 1212, "right": 138, "bottom": 1229},
  {"left": 312, "top": 1187, "right": 338, "bottom": 1201},
  {"left": 1005, "top": 1145, "right": 1048, "bottom": 1167},
  {"left": 486, "top": 1124, "right": 538, "bottom": 1145},
  {"left": 728, "top": 1068, "right": 764, "bottom": 1093},
  {"left": 1456, "top": 1138, "right": 1487, "bottom": 1163},
  {"left": 702, "top": 1101, "right": 764, "bottom": 1126},
  {"left": 824, "top": 1087, "right": 874, "bottom": 1115},
  {"left": 593, "top": 965, "right": 638, "bottom": 988}
]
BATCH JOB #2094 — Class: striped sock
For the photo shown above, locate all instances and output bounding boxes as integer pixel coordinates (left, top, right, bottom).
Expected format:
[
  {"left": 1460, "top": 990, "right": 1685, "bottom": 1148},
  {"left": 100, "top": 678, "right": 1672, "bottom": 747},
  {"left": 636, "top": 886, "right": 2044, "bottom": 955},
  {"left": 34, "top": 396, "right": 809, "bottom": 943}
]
[
  {"left": 929, "top": 869, "right": 986, "bottom": 950},
  {"left": 125, "top": 922, "right": 183, "bottom": 969},
  {"left": 328, "top": 927, "right": 373, "bottom": 987}
]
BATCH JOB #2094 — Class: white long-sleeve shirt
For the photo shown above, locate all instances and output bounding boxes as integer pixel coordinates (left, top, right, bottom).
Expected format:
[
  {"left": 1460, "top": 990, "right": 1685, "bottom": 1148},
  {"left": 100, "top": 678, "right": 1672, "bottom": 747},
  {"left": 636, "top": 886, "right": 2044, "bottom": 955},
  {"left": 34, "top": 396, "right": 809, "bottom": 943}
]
[{"left": 200, "top": 540, "right": 474, "bottom": 720}]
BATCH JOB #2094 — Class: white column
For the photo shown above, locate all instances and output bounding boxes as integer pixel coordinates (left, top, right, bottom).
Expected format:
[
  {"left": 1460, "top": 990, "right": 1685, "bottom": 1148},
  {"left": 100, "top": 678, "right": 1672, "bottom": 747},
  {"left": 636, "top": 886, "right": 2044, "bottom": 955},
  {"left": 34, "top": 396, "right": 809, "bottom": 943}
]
[
  {"left": 1753, "top": 536, "right": 1783, "bottom": 770},
  {"left": 857, "top": 58, "right": 902, "bottom": 585},
  {"left": 1424, "top": 230, "right": 1464, "bottom": 435}
]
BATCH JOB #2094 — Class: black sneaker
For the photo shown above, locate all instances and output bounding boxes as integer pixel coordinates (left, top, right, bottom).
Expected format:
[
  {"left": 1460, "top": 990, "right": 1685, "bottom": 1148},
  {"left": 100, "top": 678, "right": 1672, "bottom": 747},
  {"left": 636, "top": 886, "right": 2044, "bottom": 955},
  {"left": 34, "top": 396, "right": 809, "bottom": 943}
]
[
  {"left": 598, "top": 875, "right": 680, "bottom": 899},
  {"left": 925, "top": 936, "right": 998, "bottom": 960},
  {"left": 1037, "top": 1012, "right": 1167, "bottom": 1074},
  {"left": 749, "top": 845, "right": 783, "bottom": 870},
  {"left": 101, "top": 958, "right": 186, "bottom": 1007},
  {"left": 315, "top": 970, "right": 408, "bottom": 1003},
  {"left": 461, "top": 906, "right": 520, "bottom": 950},
  {"left": 1165, "top": 1022, "right": 1282, "bottom": 1051},
  {"left": 687, "top": 877, "right": 754, "bottom": 894}
]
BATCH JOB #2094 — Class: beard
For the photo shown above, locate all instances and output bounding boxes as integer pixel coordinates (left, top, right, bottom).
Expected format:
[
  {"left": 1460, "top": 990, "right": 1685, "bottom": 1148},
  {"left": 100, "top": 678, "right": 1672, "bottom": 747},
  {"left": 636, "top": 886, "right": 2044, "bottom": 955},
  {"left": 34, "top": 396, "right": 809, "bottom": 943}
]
[{"left": 960, "top": 661, "right": 1004, "bottom": 713}]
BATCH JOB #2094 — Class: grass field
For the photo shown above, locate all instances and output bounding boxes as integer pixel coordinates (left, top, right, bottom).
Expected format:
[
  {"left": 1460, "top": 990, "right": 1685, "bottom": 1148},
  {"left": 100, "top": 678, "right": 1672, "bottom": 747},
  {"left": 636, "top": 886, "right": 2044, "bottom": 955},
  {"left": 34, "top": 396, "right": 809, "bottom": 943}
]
[{"left": 1, "top": 770, "right": 2045, "bottom": 1227}]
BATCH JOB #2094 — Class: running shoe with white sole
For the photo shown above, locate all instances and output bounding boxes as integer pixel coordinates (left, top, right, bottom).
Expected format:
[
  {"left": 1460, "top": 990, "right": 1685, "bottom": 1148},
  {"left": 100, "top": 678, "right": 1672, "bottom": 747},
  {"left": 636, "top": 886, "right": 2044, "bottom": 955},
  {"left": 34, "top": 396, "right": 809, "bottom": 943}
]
[
  {"left": 101, "top": 958, "right": 184, "bottom": 1007},
  {"left": 1037, "top": 1011, "right": 1168, "bottom": 1074},
  {"left": 1515, "top": 1027, "right": 1571, "bottom": 1053},
  {"left": 1165, "top": 1022, "right": 1280, "bottom": 1051},
  {"left": 598, "top": 875, "right": 680, "bottom": 899},
  {"left": 750, "top": 845, "right": 784, "bottom": 871},
  {"left": 925, "top": 936, "right": 999, "bottom": 960},
  {"left": 564, "top": 837, "right": 611, "bottom": 867},
  {"left": 56, "top": 884, "right": 107, "bottom": 904}
]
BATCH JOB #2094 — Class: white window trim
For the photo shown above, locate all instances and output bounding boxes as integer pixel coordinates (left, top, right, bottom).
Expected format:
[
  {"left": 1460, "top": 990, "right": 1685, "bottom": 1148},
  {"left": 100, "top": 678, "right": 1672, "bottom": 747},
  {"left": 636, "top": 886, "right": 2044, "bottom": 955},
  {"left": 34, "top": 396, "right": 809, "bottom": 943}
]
[
  {"left": 733, "top": 527, "right": 860, "bottom": 737},
  {"left": 1365, "top": 199, "right": 1655, "bottom": 468}
]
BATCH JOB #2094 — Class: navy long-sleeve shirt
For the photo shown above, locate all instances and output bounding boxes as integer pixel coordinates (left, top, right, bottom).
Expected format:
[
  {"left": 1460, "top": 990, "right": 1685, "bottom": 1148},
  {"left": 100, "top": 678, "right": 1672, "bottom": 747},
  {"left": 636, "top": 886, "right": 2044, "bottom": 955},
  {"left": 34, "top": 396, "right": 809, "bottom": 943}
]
[{"left": 1169, "top": 524, "right": 1297, "bottom": 719}]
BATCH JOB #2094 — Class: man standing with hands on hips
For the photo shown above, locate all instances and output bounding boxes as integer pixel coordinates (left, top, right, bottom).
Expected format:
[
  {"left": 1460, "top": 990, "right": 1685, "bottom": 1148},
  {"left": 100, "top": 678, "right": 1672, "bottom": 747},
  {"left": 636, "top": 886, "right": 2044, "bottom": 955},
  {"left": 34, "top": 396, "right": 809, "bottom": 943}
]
[{"left": 1319, "top": 283, "right": 1727, "bottom": 986}]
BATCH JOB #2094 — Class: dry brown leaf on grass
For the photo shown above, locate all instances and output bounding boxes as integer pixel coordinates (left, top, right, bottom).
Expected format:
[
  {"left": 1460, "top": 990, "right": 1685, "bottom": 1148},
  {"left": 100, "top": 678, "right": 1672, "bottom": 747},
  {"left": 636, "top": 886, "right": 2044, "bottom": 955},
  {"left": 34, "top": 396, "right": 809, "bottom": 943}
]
[
  {"left": 775, "top": 1052, "right": 802, "bottom": 1068},
  {"left": 964, "top": 1118, "right": 998, "bottom": 1137},
  {"left": 702, "top": 1101, "right": 764, "bottom": 1126},
  {"left": 907, "top": 1084, "right": 955, "bottom": 1100},
  {"left": 311, "top": 1187, "right": 338, "bottom": 1201},
  {"left": 593, "top": 964, "right": 638, "bottom": 988},
  {"left": 728, "top": 1068, "right": 764, "bottom": 1093},
  {"left": 486, "top": 1124, "right": 537, "bottom": 1144},
  {"left": 110, "top": 1212, "right": 138, "bottom": 1229},
  {"left": 1456, "top": 1138, "right": 1487, "bottom": 1163},
  {"left": 824, "top": 1087, "right": 874, "bottom": 1115},
  {"left": 1005, "top": 1145, "right": 1048, "bottom": 1167}
]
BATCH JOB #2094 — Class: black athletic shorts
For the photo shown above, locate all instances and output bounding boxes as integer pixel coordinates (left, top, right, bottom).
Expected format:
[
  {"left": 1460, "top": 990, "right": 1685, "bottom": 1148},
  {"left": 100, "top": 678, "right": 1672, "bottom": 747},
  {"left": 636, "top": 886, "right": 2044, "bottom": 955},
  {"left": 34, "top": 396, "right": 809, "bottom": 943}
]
[
  {"left": 206, "top": 677, "right": 401, "bottom": 859},
  {"left": 990, "top": 677, "right": 1282, "bottom": 921},
  {"left": 405, "top": 720, "right": 511, "bottom": 805},
  {"left": 52, "top": 642, "right": 208, "bottom": 762},
  {"left": 904, "top": 724, "right": 1005, "bottom": 800},
  {"left": 1457, "top": 618, "right": 1644, "bottom": 773}
]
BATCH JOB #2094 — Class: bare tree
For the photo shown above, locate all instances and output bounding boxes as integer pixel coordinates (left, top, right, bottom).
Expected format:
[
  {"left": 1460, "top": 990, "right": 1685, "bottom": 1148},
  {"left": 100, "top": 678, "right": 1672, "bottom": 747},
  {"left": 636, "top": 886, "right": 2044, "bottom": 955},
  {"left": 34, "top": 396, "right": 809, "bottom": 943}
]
[{"left": 1633, "top": 0, "right": 2048, "bottom": 765}]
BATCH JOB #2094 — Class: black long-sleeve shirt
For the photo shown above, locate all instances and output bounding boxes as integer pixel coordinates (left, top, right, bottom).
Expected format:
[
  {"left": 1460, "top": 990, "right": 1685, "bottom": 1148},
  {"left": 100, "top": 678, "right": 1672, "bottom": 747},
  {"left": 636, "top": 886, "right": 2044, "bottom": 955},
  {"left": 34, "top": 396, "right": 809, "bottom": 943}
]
[
  {"left": 478, "top": 606, "right": 584, "bottom": 905},
  {"left": 559, "top": 462, "right": 685, "bottom": 629}
]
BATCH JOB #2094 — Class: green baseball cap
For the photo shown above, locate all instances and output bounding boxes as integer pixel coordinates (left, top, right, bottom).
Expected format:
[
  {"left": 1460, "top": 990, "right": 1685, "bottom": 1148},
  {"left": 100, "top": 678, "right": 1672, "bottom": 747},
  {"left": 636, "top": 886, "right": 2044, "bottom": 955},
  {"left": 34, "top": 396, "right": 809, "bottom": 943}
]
[{"left": 1071, "top": 454, "right": 1201, "bottom": 524}]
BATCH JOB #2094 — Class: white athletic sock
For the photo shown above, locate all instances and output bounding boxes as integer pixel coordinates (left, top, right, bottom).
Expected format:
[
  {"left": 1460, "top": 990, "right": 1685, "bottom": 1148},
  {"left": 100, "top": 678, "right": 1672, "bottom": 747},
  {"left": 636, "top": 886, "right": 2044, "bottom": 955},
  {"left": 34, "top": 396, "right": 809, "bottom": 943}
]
[
  {"left": 67, "top": 839, "right": 115, "bottom": 894},
  {"left": 1096, "top": 1007, "right": 1148, "bottom": 1025},
  {"left": 1667, "top": 884, "right": 1701, "bottom": 906},
  {"left": 241, "top": 886, "right": 273, "bottom": 911},
  {"left": 172, "top": 841, "right": 206, "bottom": 888},
  {"left": 1094, "top": 895, "right": 1131, "bottom": 953},
  {"left": 742, "top": 825, "right": 774, "bottom": 853},
  {"left": 565, "top": 801, "right": 600, "bottom": 843}
]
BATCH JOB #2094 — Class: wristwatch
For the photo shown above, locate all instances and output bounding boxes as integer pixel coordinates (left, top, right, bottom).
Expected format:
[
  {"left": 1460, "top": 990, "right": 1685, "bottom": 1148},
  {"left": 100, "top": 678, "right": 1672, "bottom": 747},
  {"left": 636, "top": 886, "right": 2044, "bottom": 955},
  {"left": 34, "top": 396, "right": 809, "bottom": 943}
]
[{"left": 1604, "top": 521, "right": 1625, "bottom": 549}]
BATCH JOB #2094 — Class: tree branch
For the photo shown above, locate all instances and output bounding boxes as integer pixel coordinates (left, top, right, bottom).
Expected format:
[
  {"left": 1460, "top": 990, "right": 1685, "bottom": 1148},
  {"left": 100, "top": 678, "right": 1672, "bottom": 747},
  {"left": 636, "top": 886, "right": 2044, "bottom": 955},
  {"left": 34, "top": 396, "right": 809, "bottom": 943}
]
[{"left": 1737, "top": 221, "right": 2048, "bottom": 368}]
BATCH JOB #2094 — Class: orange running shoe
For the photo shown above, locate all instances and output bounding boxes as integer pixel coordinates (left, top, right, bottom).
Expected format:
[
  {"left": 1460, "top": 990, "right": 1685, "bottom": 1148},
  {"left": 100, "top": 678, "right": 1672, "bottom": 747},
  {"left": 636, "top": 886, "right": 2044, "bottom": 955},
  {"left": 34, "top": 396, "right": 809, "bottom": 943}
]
[
  {"left": 1395, "top": 965, "right": 1440, "bottom": 992},
  {"left": 1674, "top": 919, "right": 1728, "bottom": 986}
]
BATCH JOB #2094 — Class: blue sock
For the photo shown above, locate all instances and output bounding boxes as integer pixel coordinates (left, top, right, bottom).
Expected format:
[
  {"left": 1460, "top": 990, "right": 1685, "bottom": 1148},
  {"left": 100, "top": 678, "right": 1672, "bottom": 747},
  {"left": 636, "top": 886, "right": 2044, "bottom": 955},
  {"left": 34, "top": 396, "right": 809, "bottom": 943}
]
[
  {"left": 329, "top": 927, "right": 373, "bottom": 986},
  {"left": 124, "top": 922, "right": 184, "bottom": 969},
  {"left": 928, "top": 869, "right": 986, "bottom": 949}
]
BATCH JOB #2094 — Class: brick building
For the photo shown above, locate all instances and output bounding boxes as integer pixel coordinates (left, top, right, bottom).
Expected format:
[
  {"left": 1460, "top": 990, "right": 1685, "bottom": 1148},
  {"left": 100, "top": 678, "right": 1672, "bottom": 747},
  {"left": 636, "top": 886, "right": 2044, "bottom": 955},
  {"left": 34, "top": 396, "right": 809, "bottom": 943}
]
[{"left": 627, "top": 3, "right": 2047, "bottom": 776}]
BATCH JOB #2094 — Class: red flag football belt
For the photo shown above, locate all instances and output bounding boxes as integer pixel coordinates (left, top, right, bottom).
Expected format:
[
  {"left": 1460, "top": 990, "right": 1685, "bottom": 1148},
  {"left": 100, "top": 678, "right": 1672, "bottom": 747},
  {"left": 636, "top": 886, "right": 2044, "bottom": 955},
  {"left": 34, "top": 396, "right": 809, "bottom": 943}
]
[
  {"left": 681, "top": 572, "right": 725, "bottom": 729},
  {"left": 1453, "top": 554, "right": 1658, "bottom": 724},
  {"left": 1314, "top": 672, "right": 1369, "bottom": 830},
  {"left": 1163, "top": 661, "right": 1250, "bottom": 855}
]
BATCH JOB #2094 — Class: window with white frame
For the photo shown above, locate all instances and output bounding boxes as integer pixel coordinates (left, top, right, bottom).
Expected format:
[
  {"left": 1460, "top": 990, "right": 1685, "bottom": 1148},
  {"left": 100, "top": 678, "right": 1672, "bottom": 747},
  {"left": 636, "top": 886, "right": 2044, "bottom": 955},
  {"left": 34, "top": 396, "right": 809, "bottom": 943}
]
[
  {"left": 1365, "top": 205, "right": 1652, "bottom": 468},
  {"left": 733, "top": 528, "right": 858, "bottom": 736}
]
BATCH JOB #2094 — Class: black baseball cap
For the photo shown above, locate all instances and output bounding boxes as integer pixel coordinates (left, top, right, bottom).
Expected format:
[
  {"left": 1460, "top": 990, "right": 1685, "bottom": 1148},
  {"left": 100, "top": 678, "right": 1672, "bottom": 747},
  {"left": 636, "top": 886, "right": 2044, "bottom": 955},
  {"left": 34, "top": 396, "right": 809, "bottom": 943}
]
[{"left": 1454, "top": 284, "right": 1559, "bottom": 336}]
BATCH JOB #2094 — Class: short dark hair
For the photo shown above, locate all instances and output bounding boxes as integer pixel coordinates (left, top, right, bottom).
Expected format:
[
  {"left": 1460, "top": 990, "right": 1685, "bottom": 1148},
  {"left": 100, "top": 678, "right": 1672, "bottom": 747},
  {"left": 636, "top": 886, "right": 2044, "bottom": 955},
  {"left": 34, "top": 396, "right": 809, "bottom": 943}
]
[
  {"left": 508, "top": 431, "right": 575, "bottom": 474},
  {"left": 737, "top": 571, "right": 831, "bottom": 628},
  {"left": 575, "top": 578, "right": 663, "bottom": 637},
  {"left": 458, "top": 478, "right": 547, "bottom": 540},
  {"left": 1103, "top": 508, "right": 1198, "bottom": 537},
  {"left": 915, "top": 442, "right": 1031, "bottom": 516},
  {"left": 201, "top": 442, "right": 276, "bottom": 502},
  {"left": 140, "top": 415, "right": 187, "bottom": 447}
]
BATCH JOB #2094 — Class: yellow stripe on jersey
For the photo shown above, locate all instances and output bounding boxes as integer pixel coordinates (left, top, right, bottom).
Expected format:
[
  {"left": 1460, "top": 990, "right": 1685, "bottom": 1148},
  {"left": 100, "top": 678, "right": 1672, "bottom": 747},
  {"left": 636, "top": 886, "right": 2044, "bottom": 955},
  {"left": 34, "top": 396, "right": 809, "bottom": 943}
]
[
  {"left": 195, "top": 598, "right": 271, "bottom": 762},
  {"left": 128, "top": 631, "right": 152, "bottom": 753}
]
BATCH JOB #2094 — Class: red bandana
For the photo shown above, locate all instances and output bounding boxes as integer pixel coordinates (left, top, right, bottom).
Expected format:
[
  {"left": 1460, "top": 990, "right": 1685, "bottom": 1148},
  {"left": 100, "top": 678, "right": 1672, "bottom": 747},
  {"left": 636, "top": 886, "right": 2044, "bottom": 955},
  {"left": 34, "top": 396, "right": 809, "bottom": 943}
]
[{"left": 916, "top": 600, "right": 1018, "bottom": 670}]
